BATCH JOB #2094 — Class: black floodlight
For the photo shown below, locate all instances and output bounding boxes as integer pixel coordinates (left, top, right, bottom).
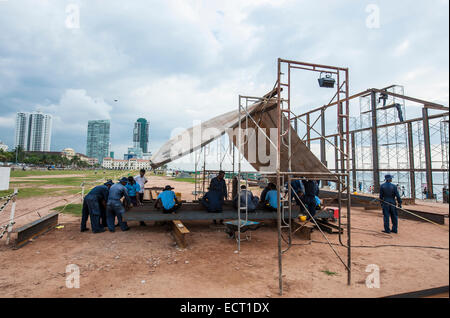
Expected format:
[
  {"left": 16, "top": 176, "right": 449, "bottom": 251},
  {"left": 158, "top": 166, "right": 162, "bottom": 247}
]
[{"left": 318, "top": 72, "right": 335, "bottom": 88}]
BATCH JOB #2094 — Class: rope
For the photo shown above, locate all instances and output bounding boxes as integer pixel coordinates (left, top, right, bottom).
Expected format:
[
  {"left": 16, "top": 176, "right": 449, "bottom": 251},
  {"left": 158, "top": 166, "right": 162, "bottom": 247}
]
[{"left": 370, "top": 197, "right": 448, "bottom": 231}]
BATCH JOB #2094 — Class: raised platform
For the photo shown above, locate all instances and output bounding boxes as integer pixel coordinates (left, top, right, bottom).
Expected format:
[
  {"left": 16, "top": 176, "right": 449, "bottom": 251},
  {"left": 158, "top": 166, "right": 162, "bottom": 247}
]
[{"left": 123, "top": 201, "right": 299, "bottom": 222}]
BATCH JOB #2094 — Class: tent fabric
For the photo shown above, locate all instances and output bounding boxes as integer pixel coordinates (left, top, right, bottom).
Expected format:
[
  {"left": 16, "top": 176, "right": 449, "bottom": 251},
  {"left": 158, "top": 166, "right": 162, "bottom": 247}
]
[{"left": 150, "top": 98, "right": 330, "bottom": 175}]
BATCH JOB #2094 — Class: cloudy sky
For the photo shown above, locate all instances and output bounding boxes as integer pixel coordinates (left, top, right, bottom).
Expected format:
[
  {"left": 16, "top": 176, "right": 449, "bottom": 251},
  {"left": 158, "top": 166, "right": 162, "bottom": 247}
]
[{"left": 0, "top": 0, "right": 448, "bottom": 164}]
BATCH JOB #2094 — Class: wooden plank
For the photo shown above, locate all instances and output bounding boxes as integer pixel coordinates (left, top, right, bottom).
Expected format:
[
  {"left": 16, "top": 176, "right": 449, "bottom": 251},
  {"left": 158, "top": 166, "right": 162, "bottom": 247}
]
[
  {"left": 292, "top": 220, "right": 313, "bottom": 240},
  {"left": 13, "top": 212, "right": 59, "bottom": 249},
  {"left": 172, "top": 220, "right": 190, "bottom": 248}
]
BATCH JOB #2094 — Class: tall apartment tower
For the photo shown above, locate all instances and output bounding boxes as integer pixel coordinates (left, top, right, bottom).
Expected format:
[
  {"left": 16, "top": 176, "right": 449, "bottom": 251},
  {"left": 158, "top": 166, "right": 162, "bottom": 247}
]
[
  {"left": 133, "top": 118, "right": 149, "bottom": 153},
  {"left": 15, "top": 112, "right": 52, "bottom": 151},
  {"left": 86, "top": 120, "right": 110, "bottom": 164}
]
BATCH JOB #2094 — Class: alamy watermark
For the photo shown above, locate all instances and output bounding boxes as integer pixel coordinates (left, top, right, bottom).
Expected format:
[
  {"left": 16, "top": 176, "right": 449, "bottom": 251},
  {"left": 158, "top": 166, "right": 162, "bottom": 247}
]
[
  {"left": 365, "top": 4, "right": 380, "bottom": 29},
  {"left": 365, "top": 264, "right": 380, "bottom": 288},
  {"left": 66, "top": 264, "right": 80, "bottom": 288}
]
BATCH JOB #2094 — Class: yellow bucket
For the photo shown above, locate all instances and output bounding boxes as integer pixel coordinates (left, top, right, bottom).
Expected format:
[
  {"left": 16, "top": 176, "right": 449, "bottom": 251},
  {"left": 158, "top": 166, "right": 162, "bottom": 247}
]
[
  {"left": 299, "top": 215, "right": 307, "bottom": 222},
  {"left": 175, "top": 192, "right": 182, "bottom": 201}
]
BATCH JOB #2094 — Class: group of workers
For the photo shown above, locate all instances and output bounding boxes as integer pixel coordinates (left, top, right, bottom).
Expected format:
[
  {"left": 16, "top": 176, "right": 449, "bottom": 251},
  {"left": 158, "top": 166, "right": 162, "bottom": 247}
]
[
  {"left": 199, "top": 170, "right": 321, "bottom": 220},
  {"left": 81, "top": 168, "right": 404, "bottom": 235},
  {"left": 80, "top": 169, "right": 148, "bottom": 233}
]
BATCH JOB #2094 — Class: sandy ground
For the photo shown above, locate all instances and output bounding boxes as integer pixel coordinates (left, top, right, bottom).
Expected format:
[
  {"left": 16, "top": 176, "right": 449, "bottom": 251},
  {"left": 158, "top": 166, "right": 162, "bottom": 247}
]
[{"left": 0, "top": 175, "right": 448, "bottom": 298}]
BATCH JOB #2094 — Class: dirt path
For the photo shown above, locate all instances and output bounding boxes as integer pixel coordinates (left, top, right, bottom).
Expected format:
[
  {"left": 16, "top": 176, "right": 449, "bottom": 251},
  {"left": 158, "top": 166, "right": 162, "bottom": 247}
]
[{"left": 0, "top": 201, "right": 448, "bottom": 297}]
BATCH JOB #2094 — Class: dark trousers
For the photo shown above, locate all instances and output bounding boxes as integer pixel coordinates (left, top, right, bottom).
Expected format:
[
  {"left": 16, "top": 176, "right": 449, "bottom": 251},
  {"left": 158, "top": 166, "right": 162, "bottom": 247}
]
[
  {"left": 81, "top": 199, "right": 89, "bottom": 231},
  {"left": 382, "top": 204, "right": 398, "bottom": 233},
  {"left": 106, "top": 202, "right": 128, "bottom": 231},
  {"left": 304, "top": 196, "right": 317, "bottom": 218},
  {"left": 162, "top": 203, "right": 181, "bottom": 214},
  {"left": 81, "top": 196, "right": 104, "bottom": 233},
  {"left": 264, "top": 205, "right": 278, "bottom": 212}
]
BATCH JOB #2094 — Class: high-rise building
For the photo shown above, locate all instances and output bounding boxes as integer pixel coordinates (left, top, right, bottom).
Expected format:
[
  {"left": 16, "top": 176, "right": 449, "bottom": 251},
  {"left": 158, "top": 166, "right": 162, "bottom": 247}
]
[
  {"left": 86, "top": 120, "right": 110, "bottom": 164},
  {"left": 15, "top": 112, "right": 52, "bottom": 151},
  {"left": 133, "top": 118, "right": 149, "bottom": 154}
]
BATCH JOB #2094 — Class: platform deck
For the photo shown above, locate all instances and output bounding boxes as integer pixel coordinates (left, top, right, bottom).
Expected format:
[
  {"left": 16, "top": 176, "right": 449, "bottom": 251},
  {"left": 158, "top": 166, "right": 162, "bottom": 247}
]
[{"left": 123, "top": 202, "right": 299, "bottom": 221}]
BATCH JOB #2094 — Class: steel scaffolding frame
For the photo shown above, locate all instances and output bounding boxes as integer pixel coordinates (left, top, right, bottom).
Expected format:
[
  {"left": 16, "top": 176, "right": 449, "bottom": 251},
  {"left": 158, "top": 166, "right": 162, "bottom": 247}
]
[
  {"left": 235, "top": 59, "right": 352, "bottom": 296},
  {"left": 300, "top": 86, "right": 449, "bottom": 201}
]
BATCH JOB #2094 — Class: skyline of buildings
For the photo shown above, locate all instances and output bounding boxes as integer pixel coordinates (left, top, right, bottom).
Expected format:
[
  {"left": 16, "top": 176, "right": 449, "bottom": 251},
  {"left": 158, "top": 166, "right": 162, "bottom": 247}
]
[
  {"left": 10, "top": 114, "right": 151, "bottom": 163},
  {"left": 86, "top": 120, "right": 110, "bottom": 164},
  {"left": 133, "top": 118, "right": 149, "bottom": 154},
  {"left": 14, "top": 112, "right": 52, "bottom": 152}
]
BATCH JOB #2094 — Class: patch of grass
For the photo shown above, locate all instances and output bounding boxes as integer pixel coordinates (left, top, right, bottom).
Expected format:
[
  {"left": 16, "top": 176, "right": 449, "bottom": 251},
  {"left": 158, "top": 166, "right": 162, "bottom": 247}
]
[
  {"left": 52, "top": 203, "right": 83, "bottom": 216},
  {"left": 173, "top": 177, "right": 197, "bottom": 183},
  {"left": 321, "top": 270, "right": 338, "bottom": 276}
]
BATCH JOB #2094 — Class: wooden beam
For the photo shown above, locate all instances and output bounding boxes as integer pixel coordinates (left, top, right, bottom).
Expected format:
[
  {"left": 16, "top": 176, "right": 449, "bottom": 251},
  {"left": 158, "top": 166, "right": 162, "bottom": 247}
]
[{"left": 171, "top": 220, "right": 190, "bottom": 248}]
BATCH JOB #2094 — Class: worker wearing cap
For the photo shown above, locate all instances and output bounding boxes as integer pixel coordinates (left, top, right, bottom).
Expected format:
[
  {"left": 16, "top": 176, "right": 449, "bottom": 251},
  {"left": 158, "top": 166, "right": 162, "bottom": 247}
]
[
  {"left": 380, "top": 174, "right": 402, "bottom": 234},
  {"left": 155, "top": 185, "right": 182, "bottom": 213},
  {"left": 106, "top": 177, "right": 131, "bottom": 232},
  {"left": 80, "top": 180, "right": 113, "bottom": 233}
]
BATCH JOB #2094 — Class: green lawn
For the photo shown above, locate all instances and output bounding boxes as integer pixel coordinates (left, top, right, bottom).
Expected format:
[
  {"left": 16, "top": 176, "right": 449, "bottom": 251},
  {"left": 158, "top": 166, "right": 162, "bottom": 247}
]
[
  {"left": 3, "top": 169, "right": 138, "bottom": 199},
  {"left": 173, "top": 177, "right": 197, "bottom": 183},
  {"left": 52, "top": 203, "right": 83, "bottom": 216}
]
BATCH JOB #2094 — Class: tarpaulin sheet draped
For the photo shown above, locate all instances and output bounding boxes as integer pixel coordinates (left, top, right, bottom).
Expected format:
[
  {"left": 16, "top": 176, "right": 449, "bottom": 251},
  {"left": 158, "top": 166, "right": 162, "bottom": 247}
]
[{"left": 150, "top": 98, "right": 330, "bottom": 174}]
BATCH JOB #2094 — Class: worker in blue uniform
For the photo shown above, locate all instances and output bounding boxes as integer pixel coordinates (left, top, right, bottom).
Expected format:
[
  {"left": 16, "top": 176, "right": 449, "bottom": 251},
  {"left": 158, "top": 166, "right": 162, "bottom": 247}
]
[
  {"left": 264, "top": 183, "right": 282, "bottom": 211},
  {"left": 80, "top": 180, "right": 113, "bottom": 233},
  {"left": 233, "top": 185, "right": 259, "bottom": 212},
  {"left": 302, "top": 179, "right": 319, "bottom": 219},
  {"left": 286, "top": 179, "right": 305, "bottom": 207},
  {"left": 379, "top": 174, "right": 402, "bottom": 234},
  {"left": 155, "top": 185, "right": 182, "bottom": 213},
  {"left": 106, "top": 177, "right": 131, "bottom": 232},
  {"left": 208, "top": 170, "right": 227, "bottom": 224},
  {"left": 201, "top": 188, "right": 223, "bottom": 212}
]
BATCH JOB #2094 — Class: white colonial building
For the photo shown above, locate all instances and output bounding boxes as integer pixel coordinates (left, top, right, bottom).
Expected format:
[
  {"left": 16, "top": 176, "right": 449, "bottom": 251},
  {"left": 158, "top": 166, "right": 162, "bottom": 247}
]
[{"left": 102, "top": 157, "right": 151, "bottom": 170}]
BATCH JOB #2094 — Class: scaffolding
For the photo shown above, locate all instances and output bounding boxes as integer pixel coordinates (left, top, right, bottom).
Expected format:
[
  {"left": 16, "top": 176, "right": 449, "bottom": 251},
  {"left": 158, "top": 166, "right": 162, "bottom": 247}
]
[{"left": 235, "top": 59, "right": 352, "bottom": 295}]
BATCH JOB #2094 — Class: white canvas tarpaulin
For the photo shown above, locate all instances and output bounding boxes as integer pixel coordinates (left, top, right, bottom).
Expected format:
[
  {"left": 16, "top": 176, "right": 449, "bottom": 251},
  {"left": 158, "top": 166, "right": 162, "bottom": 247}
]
[{"left": 150, "top": 98, "right": 330, "bottom": 175}]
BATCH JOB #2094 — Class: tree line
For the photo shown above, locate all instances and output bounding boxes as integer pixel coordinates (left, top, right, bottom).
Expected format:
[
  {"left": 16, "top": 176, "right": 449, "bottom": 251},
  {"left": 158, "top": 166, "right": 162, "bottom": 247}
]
[{"left": 0, "top": 146, "right": 95, "bottom": 168}]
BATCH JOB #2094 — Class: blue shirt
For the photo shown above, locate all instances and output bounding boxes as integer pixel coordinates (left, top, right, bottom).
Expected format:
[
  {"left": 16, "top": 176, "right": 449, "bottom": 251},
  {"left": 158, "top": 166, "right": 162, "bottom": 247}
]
[
  {"left": 157, "top": 190, "right": 176, "bottom": 210},
  {"left": 291, "top": 179, "right": 305, "bottom": 194},
  {"left": 265, "top": 190, "right": 281, "bottom": 208},
  {"left": 107, "top": 183, "right": 131, "bottom": 205},
  {"left": 125, "top": 182, "right": 140, "bottom": 197},
  {"left": 86, "top": 185, "right": 109, "bottom": 202},
  {"left": 380, "top": 182, "right": 402, "bottom": 205}
]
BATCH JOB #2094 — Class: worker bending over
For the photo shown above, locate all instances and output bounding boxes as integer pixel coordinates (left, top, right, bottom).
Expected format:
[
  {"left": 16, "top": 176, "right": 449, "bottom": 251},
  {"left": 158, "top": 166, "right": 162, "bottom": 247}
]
[
  {"left": 106, "top": 177, "right": 131, "bottom": 232},
  {"left": 155, "top": 185, "right": 182, "bottom": 214},
  {"left": 380, "top": 174, "right": 402, "bottom": 234},
  {"left": 233, "top": 185, "right": 259, "bottom": 212},
  {"left": 80, "top": 180, "right": 113, "bottom": 233}
]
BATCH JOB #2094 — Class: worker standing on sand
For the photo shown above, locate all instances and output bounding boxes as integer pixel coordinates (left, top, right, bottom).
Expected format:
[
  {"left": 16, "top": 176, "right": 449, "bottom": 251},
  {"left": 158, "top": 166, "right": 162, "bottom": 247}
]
[
  {"left": 154, "top": 185, "right": 182, "bottom": 213},
  {"left": 106, "top": 177, "right": 131, "bottom": 232},
  {"left": 379, "top": 174, "right": 402, "bottom": 234},
  {"left": 134, "top": 169, "right": 148, "bottom": 226},
  {"left": 302, "top": 179, "right": 319, "bottom": 219},
  {"left": 209, "top": 170, "right": 227, "bottom": 224},
  {"left": 80, "top": 180, "right": 114, "bottom": 233}
]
